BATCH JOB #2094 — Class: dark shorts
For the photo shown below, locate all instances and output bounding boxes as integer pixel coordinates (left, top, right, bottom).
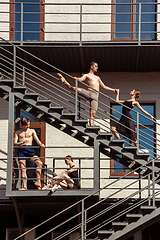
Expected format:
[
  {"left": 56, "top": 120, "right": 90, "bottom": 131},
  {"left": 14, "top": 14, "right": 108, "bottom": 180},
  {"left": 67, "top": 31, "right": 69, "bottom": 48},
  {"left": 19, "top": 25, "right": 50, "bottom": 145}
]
[
  {"left": 17, "top": 146, "right": 35, "bottom": 161},
  {"left": 79, "top": 89, "right": 99, "bottom": 111}
]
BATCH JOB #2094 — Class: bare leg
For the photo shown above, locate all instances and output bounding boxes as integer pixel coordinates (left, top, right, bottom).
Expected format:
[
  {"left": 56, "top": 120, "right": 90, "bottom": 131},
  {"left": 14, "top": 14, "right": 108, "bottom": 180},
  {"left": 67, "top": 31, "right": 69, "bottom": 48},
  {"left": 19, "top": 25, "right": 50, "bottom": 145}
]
[
  {"left": 110, "top": 126, "right": 120, "bottom": 139},
  {"left": 90, "top": 109, "right": 96, "bottom": 126},
  {"left": 51, "top": 171, "right": 74, "bottom": 189},
  {"left": 130, "top": 134, "right": 137, "bottom": 146},
  {"left": 30, "top": 156, "right": 43, "bottom": 189},
  {"left": 19, "top": 160, "right": 27, "bottom": 190}
]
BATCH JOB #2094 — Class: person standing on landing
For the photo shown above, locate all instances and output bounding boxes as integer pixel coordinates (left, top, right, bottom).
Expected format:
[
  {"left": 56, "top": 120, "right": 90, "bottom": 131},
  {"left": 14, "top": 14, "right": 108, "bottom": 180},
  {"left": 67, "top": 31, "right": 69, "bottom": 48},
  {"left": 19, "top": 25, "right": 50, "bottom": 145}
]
[
  {"left": 57, "top": 62, "right": 118, "bottom": 126},
  {"left": 14, "top": 117, "right": 45, "bottom": 190},
  {"left": 111, "top": 89, "right": 156, "bottom": 146}
]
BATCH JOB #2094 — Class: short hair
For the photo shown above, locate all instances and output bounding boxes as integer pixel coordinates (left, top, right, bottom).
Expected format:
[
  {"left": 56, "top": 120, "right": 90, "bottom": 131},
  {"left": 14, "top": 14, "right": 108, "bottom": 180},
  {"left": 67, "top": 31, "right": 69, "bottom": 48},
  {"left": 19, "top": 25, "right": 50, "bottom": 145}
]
[
  {"left": 89, "top": 61, "right": 98, "bottom": 70},
  {"left": 135, "top": 89, "right": 140, "bottom": 99},
  {"left": 65, "top": 155, "right": 73, "bottom": 162},
  {"left": 21, "top": 117, "right": 30, "bottom": 126}
]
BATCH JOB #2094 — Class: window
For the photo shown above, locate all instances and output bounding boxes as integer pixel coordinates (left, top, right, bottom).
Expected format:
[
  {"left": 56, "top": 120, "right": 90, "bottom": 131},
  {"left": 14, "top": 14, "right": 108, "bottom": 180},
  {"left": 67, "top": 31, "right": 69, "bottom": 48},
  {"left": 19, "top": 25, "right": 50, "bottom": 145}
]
[
  {"left": 110, "top": 103, "right": 155, "bottom": 176},
  {"left": 112, "top": 0, "right": 156, "bottom": 40},
  {"left": 10, "top": 0, "right": 44, "bottom": 41}
]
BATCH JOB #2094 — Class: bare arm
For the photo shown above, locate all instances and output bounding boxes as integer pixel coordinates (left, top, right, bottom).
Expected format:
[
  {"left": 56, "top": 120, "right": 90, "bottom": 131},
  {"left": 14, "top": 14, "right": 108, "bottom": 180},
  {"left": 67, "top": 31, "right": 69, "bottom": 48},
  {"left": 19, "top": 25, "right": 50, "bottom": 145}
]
[
  {"left": 32, "top": 129, "right": 45, "bottom": 147},
  {"left": 134, "top": 102, "right": 156, "bottom": 121},
  {"left": 99, "top": 79, "right": 117, "bottom": 92},
  {"left": 74, "top": 74, "right": 87, "bottom": 82},
  {"left": 115, "top": 89, "right": 124, "bottom": 103}
]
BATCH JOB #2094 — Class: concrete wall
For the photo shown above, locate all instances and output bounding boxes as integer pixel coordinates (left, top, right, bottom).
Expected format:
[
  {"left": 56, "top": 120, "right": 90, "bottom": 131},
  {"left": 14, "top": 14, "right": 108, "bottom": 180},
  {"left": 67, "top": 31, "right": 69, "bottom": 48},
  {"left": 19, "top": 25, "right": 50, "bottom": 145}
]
[
  {"left": 0, "top": 0, "right": 9, "bottom": 40},
  {"left": 0, "top": 97, "right": 8, "bottom": 199},
  {"left": 0, "top": 71, "right": 160, "bottom": 199},
  {"left": 45, "top": 0, "right": 111, "bottom": 42}
]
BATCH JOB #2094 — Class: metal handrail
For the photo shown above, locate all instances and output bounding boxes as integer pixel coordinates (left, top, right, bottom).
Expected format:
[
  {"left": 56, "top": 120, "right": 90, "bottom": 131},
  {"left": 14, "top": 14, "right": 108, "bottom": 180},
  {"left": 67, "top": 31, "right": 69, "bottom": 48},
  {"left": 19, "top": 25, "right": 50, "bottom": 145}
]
[
  {"left": 0, "top": 37, "right": 159, "bottom": 238},
  {"left": 16, "top": 158, "right": 159, "bottom": 240},
  {"left": 0, "top": 2, "right": 159, "bottom": 45},
  {"left": 0, "top": 40, "right": 159, "bottom": 157}
]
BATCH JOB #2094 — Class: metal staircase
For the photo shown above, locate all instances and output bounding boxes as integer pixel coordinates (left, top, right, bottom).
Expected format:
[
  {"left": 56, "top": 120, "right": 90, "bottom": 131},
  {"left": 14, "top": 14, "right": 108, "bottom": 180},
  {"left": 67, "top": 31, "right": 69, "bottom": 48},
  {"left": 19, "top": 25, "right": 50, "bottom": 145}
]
[
  {"left": 0, "top": 78, "right": 159, "bottom": 182},
  {"left": 1, "top": 38, "right": 160, "bottom": 239}
]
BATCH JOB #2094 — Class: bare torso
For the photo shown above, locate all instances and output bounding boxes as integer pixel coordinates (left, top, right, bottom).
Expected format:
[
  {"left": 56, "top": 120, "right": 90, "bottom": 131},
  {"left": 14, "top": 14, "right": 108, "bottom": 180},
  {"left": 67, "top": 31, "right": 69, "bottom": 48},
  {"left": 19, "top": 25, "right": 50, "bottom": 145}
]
[
  {"left": 16, "top": 128, "right": 34, "bottom": 145},
  {"left": 84, "top": 73, "right": 100, "bottom": 91}
]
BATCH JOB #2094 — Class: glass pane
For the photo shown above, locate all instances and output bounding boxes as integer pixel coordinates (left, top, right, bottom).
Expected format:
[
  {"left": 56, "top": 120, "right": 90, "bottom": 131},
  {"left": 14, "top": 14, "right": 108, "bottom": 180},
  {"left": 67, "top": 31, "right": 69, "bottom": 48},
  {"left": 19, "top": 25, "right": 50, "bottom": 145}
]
[
  {"left": 136, "top": 0, "right": 155, "bottom": 40},
  {"left": 15, "top": 0, "right": 40, "bottom": 41},
  {"left": 115, "top": 0, "right": 131, "bottom": 38}
]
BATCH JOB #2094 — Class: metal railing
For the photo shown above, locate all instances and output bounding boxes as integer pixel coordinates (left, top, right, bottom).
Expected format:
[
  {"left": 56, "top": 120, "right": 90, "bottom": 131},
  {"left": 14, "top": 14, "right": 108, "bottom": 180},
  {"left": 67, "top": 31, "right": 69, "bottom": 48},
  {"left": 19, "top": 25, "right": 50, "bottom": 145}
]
[
  {"left": 0, "top": 38, "right": 160, "bottom": 239},
  {"left": 0, "top": 2, "right": 160, "bottom": 45},
  {"left": 14, "top": 157, "right": 160, "bottom": 240},
  {"left": 0, "top": 36, "right": 160, "bottom": 163}
]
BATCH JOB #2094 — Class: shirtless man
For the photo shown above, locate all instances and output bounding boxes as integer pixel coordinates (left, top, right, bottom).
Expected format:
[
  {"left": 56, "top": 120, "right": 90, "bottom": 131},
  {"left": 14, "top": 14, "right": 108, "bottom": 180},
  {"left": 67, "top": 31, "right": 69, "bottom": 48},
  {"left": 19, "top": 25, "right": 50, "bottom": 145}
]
[
  {"left": 57, "top": 61, "right": 117, "bottom": 126},
  {"left": 14, "top": 117, "right": 45, "bottom": 190}
]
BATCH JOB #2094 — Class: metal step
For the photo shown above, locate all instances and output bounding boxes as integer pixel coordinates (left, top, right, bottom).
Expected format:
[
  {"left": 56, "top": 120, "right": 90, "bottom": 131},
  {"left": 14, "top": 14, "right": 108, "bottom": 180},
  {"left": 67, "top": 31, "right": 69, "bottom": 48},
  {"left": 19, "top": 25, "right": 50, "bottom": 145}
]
[
  {"left": 98, "top": 230, "right": 114, "bottom": 239},
  {"left": 126, "top": 213, "right": 142, "bottom": 223},
  {"left": 14, "top": 86, "right": 26, "bottom": 94},
  {"left": 37, "top": 99, "right": 51, "bottom": 108},
  {"left": 61, "top": 113, "right": 75, "bottom": 120},
  {"left": 124, "top": 146, "right": 137, "bottom": 153},
  {"left": 140, "top": 205, "right": 156, "bottom": 214},
  {"left": 98, "top": 132, "right": 113, "bottom": 141},
  {"left": 110, "top": 139, "right": 125, "bottom": 148},
  {"left": 0, "top": 79, "right": 14, "bottom": 87},
  {"left": 49, "top": 106, "right": 63, "bottom": 114},
  {"left": 86, "top": 126, "right": 100, "bottom": 134},
  {"left": 75, "top": 119, "right": 88, "bottom": 127},
  {"left": 25, "top": 92, "right": 39, "bottom": 101},
  {"left": 112, "top": 222, "right": 128, "bottom": 231}
]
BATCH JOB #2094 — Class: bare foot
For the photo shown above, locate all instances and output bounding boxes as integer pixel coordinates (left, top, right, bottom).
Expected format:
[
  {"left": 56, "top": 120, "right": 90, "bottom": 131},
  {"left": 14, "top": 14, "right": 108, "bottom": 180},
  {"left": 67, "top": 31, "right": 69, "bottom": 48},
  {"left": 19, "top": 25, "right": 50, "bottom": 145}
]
[
  {"left": 57, "top": 73, "right": 68, "bottom": 84},
  {"left": 34, "top": 181, "right": 41, "bottom": 190}
]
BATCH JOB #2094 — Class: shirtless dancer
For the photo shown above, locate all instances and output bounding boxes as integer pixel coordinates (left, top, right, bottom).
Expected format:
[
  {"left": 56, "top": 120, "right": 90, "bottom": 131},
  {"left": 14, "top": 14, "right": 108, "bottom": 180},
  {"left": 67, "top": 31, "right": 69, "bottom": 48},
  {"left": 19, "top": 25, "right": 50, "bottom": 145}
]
[
  {"left": 57, "top": 62, "right": 117, "bottom": 126},
  {"left": 14, "top": 117, "right": 45, "bottom": 190}
]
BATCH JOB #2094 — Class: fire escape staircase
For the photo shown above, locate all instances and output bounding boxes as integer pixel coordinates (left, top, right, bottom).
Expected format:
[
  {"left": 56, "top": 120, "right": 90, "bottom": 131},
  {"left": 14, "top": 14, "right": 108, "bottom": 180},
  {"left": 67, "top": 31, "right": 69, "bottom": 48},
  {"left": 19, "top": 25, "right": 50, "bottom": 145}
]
[
  {"left": 0, "top": 78, "right": 159, "bottom": 184},
  {"left": 0, "top": 40, "right": 160, "bottom": 239}
]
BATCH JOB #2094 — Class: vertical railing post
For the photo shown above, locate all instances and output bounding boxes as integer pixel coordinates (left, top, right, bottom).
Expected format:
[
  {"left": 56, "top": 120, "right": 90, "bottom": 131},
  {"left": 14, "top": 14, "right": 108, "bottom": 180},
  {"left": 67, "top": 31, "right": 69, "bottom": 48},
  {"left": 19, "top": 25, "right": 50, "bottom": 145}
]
[
  {"left": 148, "top": 174, "right": 151, "bottom": 206},
  {"left": 75, "top": 79, "right": 78, "bottom": 120},
  {"left": 94, "top": 139, "right": 100, "bottom": 191},
  {"left": 22, "top": 67, "right": 25, "bottom": 86},
  {"left": 84, "top": 210, "right": 87, "bottom": 239},
  {"left": 79, "top": 4, "right": 82, "bottom": 46},
  {"left": 13, "top": 45, "right": 16, "bottom": 88},
  {"left": 138, "top": 3, "right": 141, "bottom": 45},
  {"left": 152, "top": 159, "right": 155, "bottom": 207},
  {"left": 21, "top": 3, "right": 23, "bottom": 46},
  {"left": 137, "top": 112, "right": 139, "bottom": 153},
  {"left": 81, "top": 199, "right": 85, "bottom": 240}
]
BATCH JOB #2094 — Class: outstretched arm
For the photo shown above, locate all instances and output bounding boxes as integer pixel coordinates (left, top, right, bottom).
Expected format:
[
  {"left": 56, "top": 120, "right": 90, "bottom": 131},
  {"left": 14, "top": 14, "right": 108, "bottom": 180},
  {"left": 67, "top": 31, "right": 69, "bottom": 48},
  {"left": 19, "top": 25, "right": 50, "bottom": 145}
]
[
  {"left": 32, "top": 129, "right": 45, "bottom": 147},
  {"left": 99, "top": 79, "right": 117, "bottom": 92},
  {"left": 134, "top": 102, "right": 156, "bottom": 121},
  {"left": 74, "top": 74, "right": 87, "bottom": 82}
]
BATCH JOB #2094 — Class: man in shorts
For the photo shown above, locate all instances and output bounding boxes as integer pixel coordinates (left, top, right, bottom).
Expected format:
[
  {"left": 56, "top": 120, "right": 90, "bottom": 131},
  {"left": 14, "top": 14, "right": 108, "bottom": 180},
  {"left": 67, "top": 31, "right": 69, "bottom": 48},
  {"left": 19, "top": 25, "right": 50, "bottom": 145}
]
[
  {"left": 14, "top": 117, "right": 45, "bottom": 190},
  {"left": 57, "top": 61, "right": 117, "bottom": 126}
]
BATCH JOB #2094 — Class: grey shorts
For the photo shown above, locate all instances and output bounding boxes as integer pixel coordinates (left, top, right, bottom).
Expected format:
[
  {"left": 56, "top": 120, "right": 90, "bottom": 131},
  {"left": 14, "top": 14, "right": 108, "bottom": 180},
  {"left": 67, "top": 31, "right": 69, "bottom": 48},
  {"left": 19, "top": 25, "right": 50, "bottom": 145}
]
[{"left": 79, "top": 89, "right": 99, "bottom": 111}]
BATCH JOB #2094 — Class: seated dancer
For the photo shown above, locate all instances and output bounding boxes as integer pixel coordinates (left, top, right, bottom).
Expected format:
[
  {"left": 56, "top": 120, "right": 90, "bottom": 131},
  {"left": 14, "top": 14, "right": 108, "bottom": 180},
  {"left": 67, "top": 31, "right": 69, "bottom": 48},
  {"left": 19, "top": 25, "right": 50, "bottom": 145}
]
[
  {"left": 57, "top": 61, "right": 117, "bottom": 126},
  {"left": 42, "top": 155, "right": 80, "bottom": 192},
  {"left": 111, "top": 89, "right": 156, "bottom": 146}
]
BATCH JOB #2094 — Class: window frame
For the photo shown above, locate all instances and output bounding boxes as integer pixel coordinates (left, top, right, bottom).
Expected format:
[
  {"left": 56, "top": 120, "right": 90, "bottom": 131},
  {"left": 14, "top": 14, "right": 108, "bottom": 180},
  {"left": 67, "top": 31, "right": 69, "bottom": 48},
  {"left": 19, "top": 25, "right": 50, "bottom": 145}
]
[
  {"left": 111, "top": 0, "right": 157, "bottom": 41},
  {"left": 10, "top": 0, "right": 45, "bottom": 41}
]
